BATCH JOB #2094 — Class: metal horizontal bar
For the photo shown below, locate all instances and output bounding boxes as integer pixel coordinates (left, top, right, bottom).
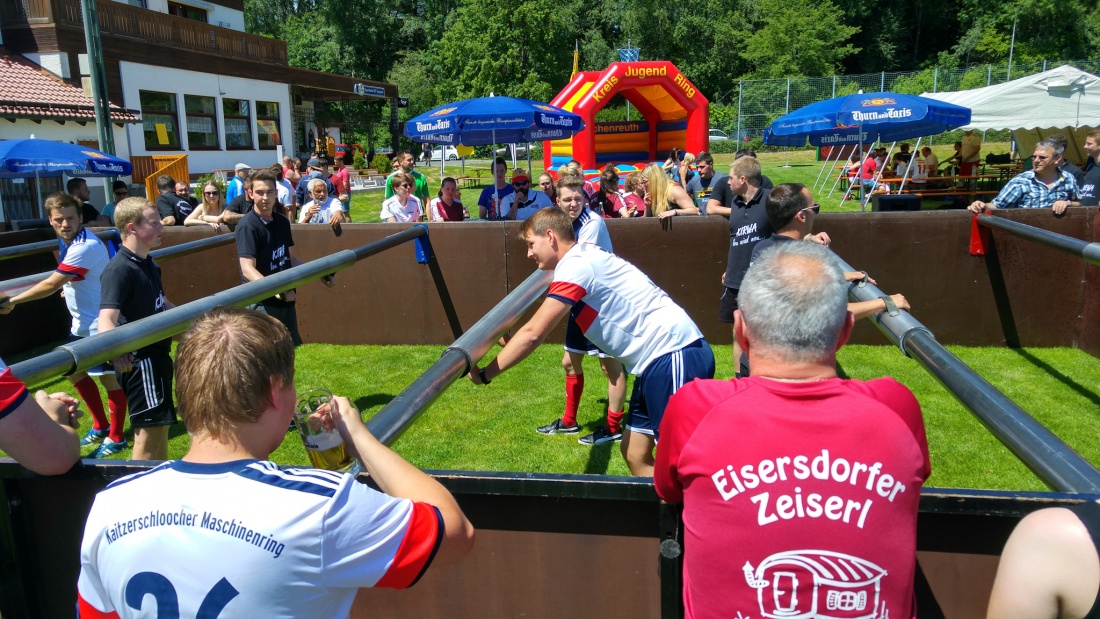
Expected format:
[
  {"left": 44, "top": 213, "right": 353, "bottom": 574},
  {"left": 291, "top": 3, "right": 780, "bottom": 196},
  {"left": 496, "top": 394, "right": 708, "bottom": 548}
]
[
  {"left": 835, "top": 253, "right": 1100, "bottom": 493},
  {"left": 977, "top": 214, "right": 1100, "bottom": 266},
  {"left": 0, "top": 230, "right": 120, "bottom": 261},
  {"left": 0, "top": 233, "right": 233, "bottom": 300},
  {"left": 10, "top": 227, "right": 426, "bottom": 386},
  {"left": 366, "top": 269, "right": 553, "bottom": 446}
]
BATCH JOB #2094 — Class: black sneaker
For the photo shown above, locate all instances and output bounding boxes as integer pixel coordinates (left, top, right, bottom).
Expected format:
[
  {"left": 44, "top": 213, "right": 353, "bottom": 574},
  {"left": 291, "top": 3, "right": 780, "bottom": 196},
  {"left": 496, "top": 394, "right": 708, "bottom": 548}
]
[
  {"left": 537, "top": 419, "right": 580, "bottom": 435},
  {"left": 579, "top": 426, "right": 622, "bottom": 446}
]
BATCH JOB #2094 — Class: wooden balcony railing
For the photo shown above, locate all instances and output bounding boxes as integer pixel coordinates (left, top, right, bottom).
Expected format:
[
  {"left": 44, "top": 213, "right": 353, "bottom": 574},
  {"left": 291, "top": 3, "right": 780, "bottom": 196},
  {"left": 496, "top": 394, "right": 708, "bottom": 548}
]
[
  {"left": 132, "top": 154, "right": 189, "bottom": 199},
  {"left": 1, "top": 0, "right": 287, "bottom": 66}
]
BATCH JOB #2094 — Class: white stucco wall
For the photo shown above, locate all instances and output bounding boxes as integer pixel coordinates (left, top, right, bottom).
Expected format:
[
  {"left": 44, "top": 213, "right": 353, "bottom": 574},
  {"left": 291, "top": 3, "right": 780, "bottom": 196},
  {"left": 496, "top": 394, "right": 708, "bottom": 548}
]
[{"left": 119, "top": 61, "right": 293, "bottom": 176}]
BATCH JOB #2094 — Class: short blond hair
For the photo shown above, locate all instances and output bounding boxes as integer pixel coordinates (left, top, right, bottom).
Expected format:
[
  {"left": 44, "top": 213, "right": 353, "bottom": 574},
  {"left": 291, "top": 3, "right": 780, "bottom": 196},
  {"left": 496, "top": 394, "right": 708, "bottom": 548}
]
[
  {"left": 176, "top": 307, "right": 295, "bottom": 440},
  {"left": 113, "top": 197, "right": 156, "bottom": 238},
  {"left": 730, "top": 156, "right": 762, "bottom": 186}
]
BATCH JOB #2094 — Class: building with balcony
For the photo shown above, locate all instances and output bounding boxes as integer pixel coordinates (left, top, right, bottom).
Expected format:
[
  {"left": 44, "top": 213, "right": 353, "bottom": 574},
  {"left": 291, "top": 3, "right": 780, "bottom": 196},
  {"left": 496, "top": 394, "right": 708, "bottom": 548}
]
[{"left": 0, "top": 0, "right": 397, "bottom": 220}]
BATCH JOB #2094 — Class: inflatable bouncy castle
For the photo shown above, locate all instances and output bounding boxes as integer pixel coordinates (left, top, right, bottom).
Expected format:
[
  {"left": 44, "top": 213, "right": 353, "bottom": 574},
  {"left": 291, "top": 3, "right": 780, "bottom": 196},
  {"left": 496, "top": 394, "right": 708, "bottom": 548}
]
[{"left": 544, "top": 61, "right": 709, "bottom": 171}]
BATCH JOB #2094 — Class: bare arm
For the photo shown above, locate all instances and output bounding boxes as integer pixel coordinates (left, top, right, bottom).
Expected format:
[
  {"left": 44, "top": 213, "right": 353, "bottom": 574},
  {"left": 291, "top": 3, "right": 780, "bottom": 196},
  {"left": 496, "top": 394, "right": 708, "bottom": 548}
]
[
  {"left": 849, "top": 294, "right": 908, "bottom": 321},
  {"left": 706, "top": 199, "right": 730, "bottom": 217},
  {"left": 657, "top": 186, "right": 701, "bottom": 219},
  {"left": 97, "top": 308, "right": 134, "bottom": 372},
  {"left": 0, "top": 272, "right": 72, "bottom": 313},
  {"left": 330, "top": 396, "right": 474, "bottom": 566},
  {"left": 0, "top": 390, "right": 81, "bottom": 475},
  {"left": 219, "top": 209, "right": 245, "bottom": 226},
  {"left": 987, "top": 507, "right": 1100, "bottom": 619},
  {"left": 471, "top": 298, "right": 571, "bottom": 383},
  {"left": 160, "top": 215, "right": 177, "bottom": 226},
  {"left": 185, "top": 205, "right": 223, "bottom": 230}
]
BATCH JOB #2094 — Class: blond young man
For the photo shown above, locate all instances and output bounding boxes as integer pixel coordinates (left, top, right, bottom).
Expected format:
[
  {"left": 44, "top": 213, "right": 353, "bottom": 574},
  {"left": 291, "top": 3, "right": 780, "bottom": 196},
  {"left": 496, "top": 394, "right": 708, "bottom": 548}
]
[
  {"left": 97, "top": 197, "right": 177, "bottom": 460},
  {"left": 78, "top": 307, "right": 474, "bottom": 618}
]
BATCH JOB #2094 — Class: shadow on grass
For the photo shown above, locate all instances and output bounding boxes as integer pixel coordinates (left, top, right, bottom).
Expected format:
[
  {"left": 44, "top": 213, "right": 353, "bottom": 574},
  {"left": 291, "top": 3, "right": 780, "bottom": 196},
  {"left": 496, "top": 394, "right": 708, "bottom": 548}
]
[
  {"left": 168, "top": 422, "right": 189, "bottom": 441},
  {"left": 836, "top": 361, "right": 850, "bottom": 379},
  {"left": 1010, "top": 349, "right": 1100, "bottom": 409},
  {"left": 354, "top": 393, "right": 397, "bottom": 412},
  {"left": 583, "top": 440, "right": 615, "bottom": 475}
]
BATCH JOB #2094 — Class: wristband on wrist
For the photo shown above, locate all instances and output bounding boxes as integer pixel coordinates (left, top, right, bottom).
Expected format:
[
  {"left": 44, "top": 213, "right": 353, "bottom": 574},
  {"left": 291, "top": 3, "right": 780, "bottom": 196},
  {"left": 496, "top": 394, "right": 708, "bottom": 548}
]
[{"left": 478, "top": 368, "right": 491, "bottom": 385}]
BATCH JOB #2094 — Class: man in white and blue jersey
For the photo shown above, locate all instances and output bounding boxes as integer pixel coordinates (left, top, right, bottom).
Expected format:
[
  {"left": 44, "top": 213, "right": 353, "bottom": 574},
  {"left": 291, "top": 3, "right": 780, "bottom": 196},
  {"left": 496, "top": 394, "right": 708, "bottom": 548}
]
[
  {"left": 471, "top": 207, "right": 715, "bottom": 476},
  {"left": 0, "top": 193, "right": 127, "bottom": 457},
  {"left": 78, "top": 307, "right": 474, "bottom": 618}
]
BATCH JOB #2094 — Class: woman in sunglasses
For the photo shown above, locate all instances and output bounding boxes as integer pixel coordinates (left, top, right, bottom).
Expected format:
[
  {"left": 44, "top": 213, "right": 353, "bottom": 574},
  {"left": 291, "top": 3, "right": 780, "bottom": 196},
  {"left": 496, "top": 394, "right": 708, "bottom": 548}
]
[
  {"left": 184, "top": 180, "right": 227, "bottom": 230},
  {"left": 380, "top": 172, "right": 424, "bottom": 222}
]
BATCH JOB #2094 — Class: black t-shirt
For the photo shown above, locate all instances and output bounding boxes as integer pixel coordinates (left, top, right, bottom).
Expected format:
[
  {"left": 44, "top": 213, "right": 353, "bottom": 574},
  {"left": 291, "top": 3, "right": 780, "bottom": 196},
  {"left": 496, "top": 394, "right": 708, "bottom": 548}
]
[
  {"left": 155, "top": 194, "right": 193, "bottom": 225},
  {"left": 100, "top": 246, "right": 170, "bottom": 358},
  {"left": 81, "top": 202, "right": 101, "bottom": 225},
  {"left": 1080, "top": 163, "right": 1100, "bottom": 207},
  {"left": 724, "top": 187, "right": 774, "bottom": 290},
  {"left": 235, "top": 210, "right": 294, "bottom": 305},
  {"left": 1061, "top": 161, "right": 1085, "bottom": 186},
  {"left": 710, "top": 174, "right": 774, "bottom": 208},
  {"left": 227, "top": 193, "right": 253, "bottom": 215},
  {"left": 750, "top": 233, "right": 796, "bottom": 265},
  {"left": 175, "top": 194, "right": 199, "bottom": 221}
]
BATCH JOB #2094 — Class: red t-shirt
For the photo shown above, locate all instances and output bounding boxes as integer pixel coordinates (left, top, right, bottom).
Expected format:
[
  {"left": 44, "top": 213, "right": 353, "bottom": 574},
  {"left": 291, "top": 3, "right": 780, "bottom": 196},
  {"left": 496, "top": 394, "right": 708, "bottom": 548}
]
[
  {"left": 861, "top": 157, "right": 878, "bottom": 180},
  {"left": 655, "top": 376, "right": 930, "bottom": 619},
  {"left": 331, "top": 167, "right": 350, "bottom": 197}
]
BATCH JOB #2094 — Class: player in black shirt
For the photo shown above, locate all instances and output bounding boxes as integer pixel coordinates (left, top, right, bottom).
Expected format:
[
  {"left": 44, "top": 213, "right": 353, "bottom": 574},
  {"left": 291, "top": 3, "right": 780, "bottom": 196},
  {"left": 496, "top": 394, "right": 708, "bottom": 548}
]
[
  {"left": 236, "top": 169, "right": 328, "bottom": 346},
  {"left": 98, "top": 197, "right": 177, "bottom": 460}
]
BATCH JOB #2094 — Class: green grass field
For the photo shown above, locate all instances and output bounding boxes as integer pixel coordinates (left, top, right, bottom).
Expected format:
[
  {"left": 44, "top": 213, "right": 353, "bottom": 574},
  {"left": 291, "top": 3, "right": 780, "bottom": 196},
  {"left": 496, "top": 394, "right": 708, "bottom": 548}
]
[
  {"left": 28, "top": 341, "right": 1100, "bottom": 492},
  {"left": 353, "top": 143, "right": 1006, "bottom": 221}
]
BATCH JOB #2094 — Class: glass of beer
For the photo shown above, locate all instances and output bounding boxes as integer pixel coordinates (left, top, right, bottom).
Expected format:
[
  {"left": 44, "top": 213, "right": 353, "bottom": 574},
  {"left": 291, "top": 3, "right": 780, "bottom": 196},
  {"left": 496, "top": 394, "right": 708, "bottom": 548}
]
[{"left": 293, "top": 389, "right": 360, "bottom": 475}]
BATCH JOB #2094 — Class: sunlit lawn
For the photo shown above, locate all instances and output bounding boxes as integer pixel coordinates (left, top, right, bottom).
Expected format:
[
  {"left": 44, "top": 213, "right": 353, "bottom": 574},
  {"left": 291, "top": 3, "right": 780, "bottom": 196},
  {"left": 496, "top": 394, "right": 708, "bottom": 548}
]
[{"left": 23, "top": 341, "right": 1100, "bottom": 492}]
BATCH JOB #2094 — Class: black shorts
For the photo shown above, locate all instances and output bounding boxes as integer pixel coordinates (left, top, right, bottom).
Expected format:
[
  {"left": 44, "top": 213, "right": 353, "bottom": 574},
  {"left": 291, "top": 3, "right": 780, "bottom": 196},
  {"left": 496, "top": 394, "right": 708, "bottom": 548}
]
[
  {"left": 121, "top": 353, "right": 177, "bottom": 428},
  {"left": 718, "top": 287, "right": 739, "bottom": 324},
  {"left": 252, "top": 299, "right": 302, "bottom": 346}
]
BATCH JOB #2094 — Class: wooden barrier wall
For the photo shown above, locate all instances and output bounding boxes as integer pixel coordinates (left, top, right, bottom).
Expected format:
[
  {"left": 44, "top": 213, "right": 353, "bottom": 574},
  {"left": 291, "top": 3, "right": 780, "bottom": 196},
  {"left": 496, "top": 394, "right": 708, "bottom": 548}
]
[{"left": 2, "top": 209, "right": 1099, "bottom": 361}]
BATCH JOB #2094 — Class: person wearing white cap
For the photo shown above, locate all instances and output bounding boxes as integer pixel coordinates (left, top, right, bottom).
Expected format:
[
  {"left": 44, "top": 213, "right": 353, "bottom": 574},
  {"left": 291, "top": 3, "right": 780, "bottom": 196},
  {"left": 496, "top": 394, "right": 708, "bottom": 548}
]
[{"left": 226, "top": 163, "right": 251, "bottom": 203}]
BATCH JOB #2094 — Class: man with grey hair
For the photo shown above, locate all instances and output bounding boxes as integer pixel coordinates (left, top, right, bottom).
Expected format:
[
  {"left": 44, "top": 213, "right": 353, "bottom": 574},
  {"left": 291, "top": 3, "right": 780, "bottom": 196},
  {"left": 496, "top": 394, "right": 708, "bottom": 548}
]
[
  {"left": 655, "top": 241, "right": 929, "bottom": 619},
  {"left": 969, "top": 139, "right": 1080, "bottom": 214}
]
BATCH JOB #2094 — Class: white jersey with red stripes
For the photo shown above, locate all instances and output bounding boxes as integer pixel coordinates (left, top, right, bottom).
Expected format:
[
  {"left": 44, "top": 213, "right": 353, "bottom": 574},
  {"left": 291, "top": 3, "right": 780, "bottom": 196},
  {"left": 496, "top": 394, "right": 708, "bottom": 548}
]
[
  {"left": 0, "top": 364, "right": 29, "bottom": 423},
  {"left": 58, "top": 227, "right": 110, "bottom": 336},
  {"left": 548, "top": 242, "right": 703, "bottom": 375},
  {"left": 78, "top": 459, "right": 442, "bottom": 618},
  {"left": 572, "top": 207, "right": 612, "bottom": 252}
]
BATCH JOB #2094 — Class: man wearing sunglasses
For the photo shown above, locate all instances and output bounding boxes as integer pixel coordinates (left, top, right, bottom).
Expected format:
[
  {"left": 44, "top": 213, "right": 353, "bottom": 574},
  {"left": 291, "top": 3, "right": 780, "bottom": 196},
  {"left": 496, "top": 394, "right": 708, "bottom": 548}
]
[
  {"left": 500, "top": 169, "right": 552, "bottom": 220},
  {"left": 968, "top": 139, "right": 1080, "bottom": 215}
]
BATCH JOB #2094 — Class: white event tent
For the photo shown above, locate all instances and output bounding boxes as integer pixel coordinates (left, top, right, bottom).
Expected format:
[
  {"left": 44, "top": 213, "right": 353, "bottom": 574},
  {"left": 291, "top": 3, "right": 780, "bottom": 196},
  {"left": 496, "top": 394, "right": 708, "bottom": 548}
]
[{"left": 922, "top": 65, "right": 1100, "bottom": 165}]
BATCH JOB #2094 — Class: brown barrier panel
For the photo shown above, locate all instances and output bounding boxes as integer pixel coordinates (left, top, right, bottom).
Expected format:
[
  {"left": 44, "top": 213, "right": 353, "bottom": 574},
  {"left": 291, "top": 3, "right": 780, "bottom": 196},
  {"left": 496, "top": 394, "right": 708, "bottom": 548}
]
[
  {"left": 819, "top": 209, "right": 1091, "bottom": 347},
  {"left": 0, "top": 460, "right": 1083, "bottom": 619},
  {"left": 1078, "top": 209, "right": 1100, "bottom": 358},
  {"left": 4, "top": 211, "right": 1100, "bottom": 354}
]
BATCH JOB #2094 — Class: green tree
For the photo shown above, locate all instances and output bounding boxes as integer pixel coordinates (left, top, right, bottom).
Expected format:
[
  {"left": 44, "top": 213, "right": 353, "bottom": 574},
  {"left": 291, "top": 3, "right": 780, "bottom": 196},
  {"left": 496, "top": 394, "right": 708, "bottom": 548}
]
[{"left": 734, "top": 0, "right": 860, "bottom": 78}]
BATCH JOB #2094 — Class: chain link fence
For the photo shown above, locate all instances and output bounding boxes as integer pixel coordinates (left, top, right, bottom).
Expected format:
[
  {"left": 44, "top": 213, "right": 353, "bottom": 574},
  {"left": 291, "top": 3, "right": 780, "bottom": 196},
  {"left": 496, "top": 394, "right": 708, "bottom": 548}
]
[{"left": 709, "top": 58, "right": 1100, "bottom": 146}]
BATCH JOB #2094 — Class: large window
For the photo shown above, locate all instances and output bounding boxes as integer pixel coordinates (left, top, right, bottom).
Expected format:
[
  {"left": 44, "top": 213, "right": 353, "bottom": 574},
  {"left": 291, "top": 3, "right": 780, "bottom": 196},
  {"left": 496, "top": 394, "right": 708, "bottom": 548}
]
[
  {"left": 256, "top": 101, "right": 281, "bottom": 149},
  {"left": 167, "top": 1, "right": 207, "bottom": 22},
  {"left": 139, "top": 91, "right": 180, "bottom": 150},
  {"left": 223, "top": 99, "right": 252, "bottom": 150},
  {"left": 184, "top": 95, "right": 218, "bottom": 150}
]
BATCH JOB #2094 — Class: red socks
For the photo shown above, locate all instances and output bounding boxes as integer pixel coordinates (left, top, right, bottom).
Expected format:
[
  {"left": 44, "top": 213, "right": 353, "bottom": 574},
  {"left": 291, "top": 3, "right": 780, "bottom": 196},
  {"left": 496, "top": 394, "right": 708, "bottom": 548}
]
[
  {"left": 607, "top": 409, "right": 624, "bottom": 434},
  {"left": 107, "top": 389, "right": 127, "bottom": 443},
  {"left": 73, "top": 377, "right": 108, "bottom": 431},
  {"left": 562, "top": 374, "right": 584, "bottom": 427}
]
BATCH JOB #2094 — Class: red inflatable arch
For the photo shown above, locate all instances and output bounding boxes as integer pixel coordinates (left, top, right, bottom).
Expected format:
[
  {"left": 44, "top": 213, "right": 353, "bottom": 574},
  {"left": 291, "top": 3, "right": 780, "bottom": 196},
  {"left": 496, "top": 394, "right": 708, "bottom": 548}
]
[{"left": 544, "top": 61, "right": 710, "bottom": 171}]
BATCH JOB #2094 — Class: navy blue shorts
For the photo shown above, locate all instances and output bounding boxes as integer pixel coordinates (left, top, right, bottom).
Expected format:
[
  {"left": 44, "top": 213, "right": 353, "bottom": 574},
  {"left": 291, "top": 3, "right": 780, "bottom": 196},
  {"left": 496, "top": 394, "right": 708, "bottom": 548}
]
[
  {"left": 66, "top": 334, "right": 114, "bottom": 376},
  {"left": 625, "top": 339, "right": 715, "bottom": 441},
  {"left": 564, "top": 307, "right": 611, "bottom": 358}
]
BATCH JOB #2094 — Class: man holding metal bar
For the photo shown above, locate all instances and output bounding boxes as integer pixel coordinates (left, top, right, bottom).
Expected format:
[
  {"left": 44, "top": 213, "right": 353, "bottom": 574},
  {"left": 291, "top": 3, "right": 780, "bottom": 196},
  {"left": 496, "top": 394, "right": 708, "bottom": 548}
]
[
  {"left": 78, "top": 307, "right": 474, "bottom": 618},
  {"left": 470, "top": 207, "right": 714, "bottom": 476},
  {"left": 655, "top": 242, "right": 929, "bottom": 619},
  {"left": 0, "top": 193, "right": 127, "bottom": 457}
]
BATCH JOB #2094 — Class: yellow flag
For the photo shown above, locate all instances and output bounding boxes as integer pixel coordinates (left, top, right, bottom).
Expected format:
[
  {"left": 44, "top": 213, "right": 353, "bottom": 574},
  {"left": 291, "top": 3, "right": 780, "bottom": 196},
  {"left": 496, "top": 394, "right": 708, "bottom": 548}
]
[{"left": 571, "top": 41, "right": 579, "bottom": 79}]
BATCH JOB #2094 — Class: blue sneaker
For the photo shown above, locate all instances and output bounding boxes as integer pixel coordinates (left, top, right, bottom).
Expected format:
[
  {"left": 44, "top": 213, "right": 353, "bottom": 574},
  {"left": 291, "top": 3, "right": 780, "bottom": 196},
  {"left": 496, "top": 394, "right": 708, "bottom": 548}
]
[
  {"left": 80, "top": 428, "right": 109, "bottom": 447},
  {"left": 90, "top": 438, "right": 128, "bottom": 459}
]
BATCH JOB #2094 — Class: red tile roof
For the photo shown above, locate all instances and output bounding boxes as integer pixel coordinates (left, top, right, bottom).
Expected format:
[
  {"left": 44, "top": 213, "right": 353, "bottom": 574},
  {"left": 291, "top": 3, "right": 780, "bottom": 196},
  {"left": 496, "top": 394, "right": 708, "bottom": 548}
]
[{"left": 0, "top": 51, "right": 139, "bottom": 123}]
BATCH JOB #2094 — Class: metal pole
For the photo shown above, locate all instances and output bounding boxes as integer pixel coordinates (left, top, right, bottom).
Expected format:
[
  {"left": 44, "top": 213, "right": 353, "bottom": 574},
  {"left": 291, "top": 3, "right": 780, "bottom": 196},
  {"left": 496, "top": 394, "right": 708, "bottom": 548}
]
[
  {"left": 898, "top": 136, "right": 922, "bottom": 194},
  {"left": 832, "top": 75, "right": 836, "bottom": 98},
  {"left": 813, "top": 146, "right": 836, "bottom": 191},
  {"left": 736, "top": 81, "right": 742, "bottom": 143},
  {"left": 0, "top": 230, "right": 120, "bottom": 261},
  {"left": 880, "top": 72, "right": 885, "bottom": 91},
  {"left": 0, "top": 233, "right": 233, "bottom": 300},
  {"left": 367, "top": 269, "right": 553, "bottom": 445},
  {"left": 834, "top": 254, "right": 1100, "bottom": 492},
  {"left": 977, "top": 214, "right": 1100, "bottom": 265},
  {"left": 933, "top": 68, "right": 938, "bottom": 93},
  {"left": 11, "top": 227, "right": 427, "bottom": 386},
  {"left": 80, "top": 0, "right": 114, "bottom": 155}
]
